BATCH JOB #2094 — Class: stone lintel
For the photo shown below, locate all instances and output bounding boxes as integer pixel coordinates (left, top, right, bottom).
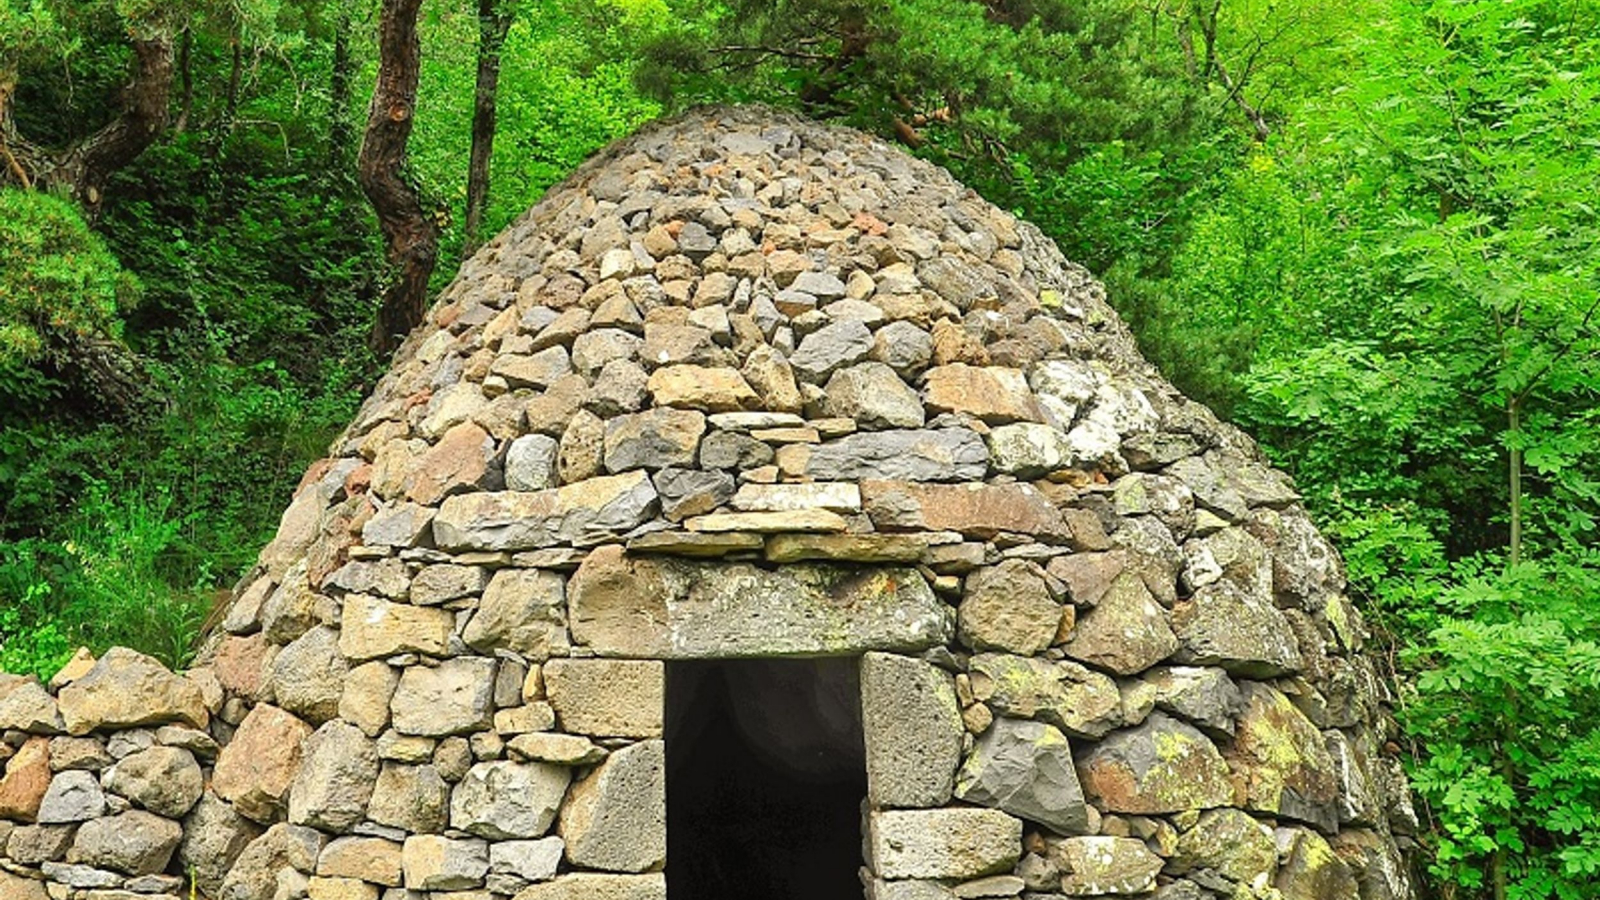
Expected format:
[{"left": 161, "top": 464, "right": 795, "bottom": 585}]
[{"left": 568, "top": 545, "right": 951, "bottom": 658}]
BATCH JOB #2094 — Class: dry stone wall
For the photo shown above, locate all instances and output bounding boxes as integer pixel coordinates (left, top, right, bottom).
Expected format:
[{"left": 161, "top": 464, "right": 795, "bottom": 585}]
[{"left": 1, "top": 105, "right": 1415, "bottom": 900}]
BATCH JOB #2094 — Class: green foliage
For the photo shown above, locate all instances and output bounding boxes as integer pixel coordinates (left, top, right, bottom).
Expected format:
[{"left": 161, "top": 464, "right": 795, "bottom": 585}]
[
  {"left": 0, "top": 0, "right": 69, "bottom": 71},
  {"left": 641, "top": 0, "right": 1216, "bottom": 160},
  {"left": 100, "top": 138, "right": 384, "bottom": 367},
  {"left": 0, "top": 578, "right": 75, "bottom": 681},
  {"left": 0, "top": 190, "right": 137, "bottom": 366},
  {"left": 1126, "top": 0, "right": 1600, "bottom": 894},
  {"left": 0, "top": 487, "right": 209, "bottom": 677},
  {"left": 0, "top": 359, "right": 360, "bottom": 675},
  {"left": 1407, "top": 555, "right": 1600, "bottom": 896}
]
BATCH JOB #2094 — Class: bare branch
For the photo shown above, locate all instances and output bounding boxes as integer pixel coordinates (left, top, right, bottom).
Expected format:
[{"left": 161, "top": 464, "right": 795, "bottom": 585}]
[
  {"left": 709, "top": 43, "right": 838, "bottom": 63},
  {"left": 1514, "top": 295, "right": 1600, "bottom": 406}
]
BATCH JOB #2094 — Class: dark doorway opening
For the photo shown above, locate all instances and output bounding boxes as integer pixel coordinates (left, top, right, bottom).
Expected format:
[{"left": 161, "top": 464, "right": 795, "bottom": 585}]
[{"left": 666, "top": 657, "right": 868, "bottom": 900}]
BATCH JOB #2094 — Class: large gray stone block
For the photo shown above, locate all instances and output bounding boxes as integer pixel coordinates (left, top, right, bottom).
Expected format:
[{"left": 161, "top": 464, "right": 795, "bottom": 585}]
[
  {"left": 390, "top": 657, "right": 497, "bottom": 737},
  {"left": 805, "top": 429, "right": 989, "bottom": 482},
  {"left": 955, "top": 717, "right": 1089, "bottom": 835},
  {"left": 287, "top": 721, "right": 378, "bottom": 834},
  {"left": 558, "top": 740, "right": 665, "bottom": 872},
  {"left": 451, "top": 760, "right": 571, "bottom": 840},
  {"left": 861, "top": 653, "right": 963, "bottom": 808}
]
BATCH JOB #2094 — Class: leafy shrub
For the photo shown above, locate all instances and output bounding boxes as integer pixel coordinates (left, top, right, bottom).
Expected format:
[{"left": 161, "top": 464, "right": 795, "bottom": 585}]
[
  {"left": 0, "top": 189, "right": 138, "bottom": 365},
  {"left": 0, "top": 567, "right": 76, "bottom": 680},
  {"left": 1406, "top": 555, "right": 1600, "bottom": 897}
]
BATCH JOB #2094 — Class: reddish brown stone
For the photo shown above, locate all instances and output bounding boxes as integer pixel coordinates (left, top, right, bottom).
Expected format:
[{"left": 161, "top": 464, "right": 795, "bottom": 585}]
[
  {"left": 1061, "top": 507, "right": 1113, "bottom": 551},
  {"left": 1046, "top": 550, "right": 1129, "bottom": 606},
  {"left": 862, "top": 481, "right": 1070, "bottom": 542},
  {"left": 305, "top": 494, "right": 369, "bottom": 590},
  {"left": 211, "top": 633, "right": 273, "bottom": 701},
  {"left": 295, "top": 458, "right": 335, "bottom": 496},
  {"left": 212, "top": 704, "right": 313, "bottom": 824},
  {"left": 0, "top": 737, "right": 51, "bottom": 822},
  {"left": 343, "top": 463, "right": 373, "bottom": 497},
  {"left": 852, "top": 212, "right": 889, "bottom": 236},
  {"left": 1076, "top": 713, "right": 1233, "bottom": 815},
  {"left": 930, "top": 319, "right": 991, "bottom": 366},
  {"left": 923, "top": 364, "right": 1044, "bottom": 424},
  {"left": 403, "top": 422, "right": 495, "bottom": 505}
]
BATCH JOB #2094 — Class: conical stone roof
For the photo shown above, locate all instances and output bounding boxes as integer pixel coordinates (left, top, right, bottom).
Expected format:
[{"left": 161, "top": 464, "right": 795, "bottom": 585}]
[{"left": 0, "top": 106, "right": 1416, "bottom": 900}]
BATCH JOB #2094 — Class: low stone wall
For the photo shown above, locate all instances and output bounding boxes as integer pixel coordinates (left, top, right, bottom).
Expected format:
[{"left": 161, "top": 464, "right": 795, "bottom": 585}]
[
  {"left": 0, "top": 644, "right": 670, "bottom": 900},
  {"left": 1, "top": 649, "right": 225, "bottom": 899}
]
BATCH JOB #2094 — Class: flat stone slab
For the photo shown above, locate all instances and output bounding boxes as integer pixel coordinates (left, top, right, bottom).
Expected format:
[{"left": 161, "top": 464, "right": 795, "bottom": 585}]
[
  {"left": 868, "top": 808, "right": 1022, "bottom": 880},
  {"left": 568, "top": 545, "right": 951, "bottom": 657},
  {"left": 805, "top": 429, "right": 989, "bottom": 482},
  {"left": 862, "top": 481, "right": 1070, "bottom": 541},
  {"left": 513, "top": 873, "right": 665, "bottom": 900},
  {"left": 729, "top": 482, "right": 862, "bottom": 513},
  {"left": 765, "top": 533, "right": 930, "bottom": 563},
  {"left": 625, "top": 531, "right": 763, "bottom": 557},
  {"left": 432, "top": 472, "right": 658, "bottom": 551},
  {"left": 683, "top": 509, "right": 849, "bottom": 533}
]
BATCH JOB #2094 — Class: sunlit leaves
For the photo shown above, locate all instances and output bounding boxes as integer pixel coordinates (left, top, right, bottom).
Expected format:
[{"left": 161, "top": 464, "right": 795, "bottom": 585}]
[
  {"left": 0, "top": 0, "right": 71, "bottom": 71},
  {"left": 1405, "top": 557, "right": 1600, "bottom": 896},
  {"left": 0, "top": 190, "right": 137, "bottom": 366}
]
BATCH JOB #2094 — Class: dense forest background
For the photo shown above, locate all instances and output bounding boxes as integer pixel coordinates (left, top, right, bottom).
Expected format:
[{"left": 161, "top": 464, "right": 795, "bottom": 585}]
[{"left": 2, "top": 0, "right": 1597, "bottom": 894}]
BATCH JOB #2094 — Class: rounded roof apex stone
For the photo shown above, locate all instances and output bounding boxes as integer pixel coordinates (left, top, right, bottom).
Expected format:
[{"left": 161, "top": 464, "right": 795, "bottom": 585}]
[{"left": 343, "top": 104, "right": 1260, "bottom": 483}]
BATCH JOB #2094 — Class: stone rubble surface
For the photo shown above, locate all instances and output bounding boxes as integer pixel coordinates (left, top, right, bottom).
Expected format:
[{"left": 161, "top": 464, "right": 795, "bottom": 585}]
[{"left": 0, "top": 106, "right": 1413, "bottom": 900}]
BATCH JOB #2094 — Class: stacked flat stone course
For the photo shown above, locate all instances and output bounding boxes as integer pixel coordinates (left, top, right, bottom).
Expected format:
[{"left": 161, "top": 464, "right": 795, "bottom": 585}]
[{"left": 0, "top": 106, "right": 1415, "bottom": 900}]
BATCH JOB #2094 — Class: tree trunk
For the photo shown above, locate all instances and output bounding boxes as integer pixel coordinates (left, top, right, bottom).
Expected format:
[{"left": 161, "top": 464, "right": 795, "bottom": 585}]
[
  {"left": 52, "top": 337, "right": 159, "bottom": 419},
  {"left": 0, "top": 71, "right": 32, "bottom": 188},
  {"left": 175, "top": 28, "right": 194, "bottom": 133},
  {"left": 205, "top": 38, "right": 244, "bottom": 159},
  {"left": 0, "top": 53, "right": 164, "bottom": 417},
  {"left": 359, "top": 0, "right": 439, "bottom": 355},
  {"left": 51, "top": 34, "right": 174, "bottom": 212},
  {"left": 329, "top": 0, "right": 356, "bottom": 169},
  {"left": 2, "top": 32, "right": 174, "bottom": 203},
  {"left": 464, "top": 0, "right": 512, "bottom": 253},
  {"left": 1508, "top": 398, "right": 1523, "bottom": 566}
]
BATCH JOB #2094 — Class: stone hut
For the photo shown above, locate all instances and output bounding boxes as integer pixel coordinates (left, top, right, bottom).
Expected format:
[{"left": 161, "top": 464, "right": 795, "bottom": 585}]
[{"left": 0, "top": 106, "right": 1417, "bottom": 900}]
